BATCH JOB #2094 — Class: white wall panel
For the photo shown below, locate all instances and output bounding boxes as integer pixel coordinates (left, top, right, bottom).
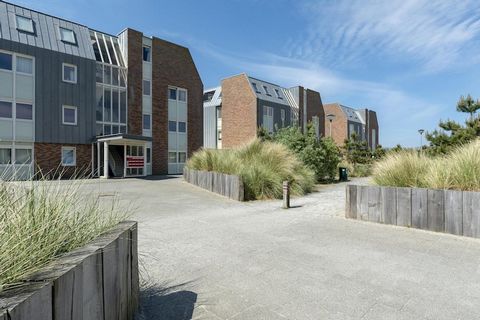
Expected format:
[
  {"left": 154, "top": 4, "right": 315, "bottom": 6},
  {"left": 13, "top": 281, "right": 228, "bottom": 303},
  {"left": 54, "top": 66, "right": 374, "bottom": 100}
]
[
  {"left": 0, "top": 71, "right": 13, "bottom": 99},
  {"left": 15, "top": 75, "right": 34, "bottom": 101},
  {"left": 0, "top": 119, "right": 13, "bottom": 139},
  {"left": 15, "top": 121, "right": 34, "bottom": 141}
]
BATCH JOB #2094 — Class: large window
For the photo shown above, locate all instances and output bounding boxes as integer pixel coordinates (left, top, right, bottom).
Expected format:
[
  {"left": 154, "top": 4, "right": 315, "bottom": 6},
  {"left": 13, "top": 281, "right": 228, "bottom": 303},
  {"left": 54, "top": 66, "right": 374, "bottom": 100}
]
[
  {"left": 16, "top": 15, "right": 34, "bottom": 33},
  {"left": 168, "top": 121, "right": 176, "bottom": 132},
  {"left": 143, "top": 80, "right": 151, "bottom": 96},
  {"left": 59, "top": 27, "right": 76, "bottom": 45},
  {"left": 0, "top": 101, "right": 12, "bottom": 118},
  {"left": 16, "top": 56, "right": 33, "bottom": 74},
  {"left": 143, "top": 114, "right": 151, "bottom": 130},
  {"left": 61, "top": 147, "right": 76, "bottom": 166},
  {"left": 143, "top": 46, "right": 151, "bottom": 62},
  {"left": 16, "top": 103, "right": 33, "bottom": 120},
  {"left": 178, "top": 122, "right": 186, "bottom": 133},
  {"left": 263, "top": 106, "right": 274, "bottom": 133},
  {"left": 62, "top": 105, "right": 77, "bottom": 125},
  {"left": 0, "top": 148, "right": 11, "bottom": 164},
  {"left": 169, "top": 88, "right": 177, "bottom": 100},
  {"left": 0, "top": 52, "right": 12, "bottom": 71},
  {"left": 15, "top": 149, "right": 32, "bottom": 164},
  {"left": 62, "top": 63, "right": 77, "bottom": 83},
  {"left": 178, "top": 89, "right": 187, "bottom": 102}
]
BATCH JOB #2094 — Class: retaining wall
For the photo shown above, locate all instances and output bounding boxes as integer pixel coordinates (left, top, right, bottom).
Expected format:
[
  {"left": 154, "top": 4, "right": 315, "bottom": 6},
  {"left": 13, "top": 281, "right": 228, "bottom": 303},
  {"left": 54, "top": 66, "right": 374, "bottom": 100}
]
[
  {"left": 184, "top": 168, "right": 245, "bottom": 201},
  {"left": 0, "top": 221, "right": 139, "bottom": 320},
  {"left": 346, "top": 185, "right": 480, "bottom": 238}
]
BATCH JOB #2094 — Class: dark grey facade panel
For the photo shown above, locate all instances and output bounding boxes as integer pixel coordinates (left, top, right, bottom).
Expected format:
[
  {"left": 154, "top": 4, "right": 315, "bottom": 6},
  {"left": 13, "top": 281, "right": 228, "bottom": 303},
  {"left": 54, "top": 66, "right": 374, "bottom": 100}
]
[
  {"left": 256, "top": 99, "right": 292, "bottom": 130},
  {"left": 0, "top": 38, "right": 96, "bottom": 144},
  {"left": 0, "top": 1, "right": 95, "bottom": 60}
]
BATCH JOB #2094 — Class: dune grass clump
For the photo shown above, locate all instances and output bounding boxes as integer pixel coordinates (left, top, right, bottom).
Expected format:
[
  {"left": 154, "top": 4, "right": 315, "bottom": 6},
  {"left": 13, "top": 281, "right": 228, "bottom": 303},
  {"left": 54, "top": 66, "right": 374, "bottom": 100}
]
[
  {"left": 187, "top": 139, "right": 316, "bottom": 200},
  {"left": 0, "top": 176, "right": 127, "bottom": 291},
  {"left": 372, "top": 140, "right": 480, "bottom": 191}
]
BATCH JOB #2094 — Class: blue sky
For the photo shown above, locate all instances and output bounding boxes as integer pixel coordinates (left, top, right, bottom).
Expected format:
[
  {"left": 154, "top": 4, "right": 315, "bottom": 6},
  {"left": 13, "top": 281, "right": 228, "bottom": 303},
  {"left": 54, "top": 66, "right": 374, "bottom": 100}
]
[{"left": 15, "top": 0, "right": 480, "bottom": 147}]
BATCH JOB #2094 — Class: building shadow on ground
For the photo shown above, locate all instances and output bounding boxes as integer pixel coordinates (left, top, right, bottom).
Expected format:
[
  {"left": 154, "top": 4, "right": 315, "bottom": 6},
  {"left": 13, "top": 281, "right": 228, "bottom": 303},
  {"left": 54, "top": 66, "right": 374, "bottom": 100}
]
[
  {"left": 136, "top": 282, "right": 197, "bottom": 320},
  {"left": 143, "top": 175, "right": 181, "bottom": 181}
]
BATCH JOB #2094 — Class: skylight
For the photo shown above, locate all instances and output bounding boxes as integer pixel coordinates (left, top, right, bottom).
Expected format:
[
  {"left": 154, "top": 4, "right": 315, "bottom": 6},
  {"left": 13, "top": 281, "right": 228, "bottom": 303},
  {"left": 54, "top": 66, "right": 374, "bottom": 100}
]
[
  {"left": 16, "top": 15, "right": 34, "bottom": 34},
  {"left": 59, "top": 27, "right": 76, "bottom": 45}
]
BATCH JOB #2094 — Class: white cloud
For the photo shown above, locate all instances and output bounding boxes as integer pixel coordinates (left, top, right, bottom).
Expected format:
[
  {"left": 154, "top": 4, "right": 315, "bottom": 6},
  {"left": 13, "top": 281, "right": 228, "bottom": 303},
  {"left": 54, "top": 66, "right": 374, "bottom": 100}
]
[{"left": 289, "top": 0, "right": 480, "bottom": 73}]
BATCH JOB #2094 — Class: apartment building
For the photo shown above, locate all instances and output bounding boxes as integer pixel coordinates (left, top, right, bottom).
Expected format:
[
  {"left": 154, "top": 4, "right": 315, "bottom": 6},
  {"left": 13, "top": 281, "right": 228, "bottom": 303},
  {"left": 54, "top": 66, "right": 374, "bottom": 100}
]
[
  {"left": 323, "top": 103, "right": 379, "bottom": 149},
  {"left": 203, "top": 73, "right": 325, "bottom": 149},
  {"left": 0, "top": 1, "right": 203, "bottom": 179}
]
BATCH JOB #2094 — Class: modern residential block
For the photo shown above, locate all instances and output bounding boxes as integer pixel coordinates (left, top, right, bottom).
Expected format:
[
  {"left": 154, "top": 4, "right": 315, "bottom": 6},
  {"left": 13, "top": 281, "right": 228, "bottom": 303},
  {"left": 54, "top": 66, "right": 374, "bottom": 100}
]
[
  {"left": 0, "top": 1, "right": 203, "bottom": 179},
  {"left": 203, "top": 73, "right": 325, "bottom": 149},
  {"left": 323, "top": 103, "right": 379, "bottom": 149}
]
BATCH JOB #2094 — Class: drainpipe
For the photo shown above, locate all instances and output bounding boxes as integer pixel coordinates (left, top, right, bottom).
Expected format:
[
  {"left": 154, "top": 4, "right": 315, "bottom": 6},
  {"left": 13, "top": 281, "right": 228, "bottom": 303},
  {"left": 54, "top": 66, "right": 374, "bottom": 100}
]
[{"left": 103, "top": 141, "right": 109, "bottom": 179}]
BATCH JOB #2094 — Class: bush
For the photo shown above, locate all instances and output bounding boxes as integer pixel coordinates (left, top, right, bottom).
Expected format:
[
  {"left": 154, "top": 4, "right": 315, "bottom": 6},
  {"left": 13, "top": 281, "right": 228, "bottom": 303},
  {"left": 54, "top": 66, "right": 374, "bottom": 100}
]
[
  {"left": 339, "top": 161, "right": 372, "bottom": 177},
  {"left": 187, "top": 139, "right": 316, "bottom": 200},
  {"left": 274, "top": 125, "right": 341, "bottom": 181},
  {"left": 0, "top": 176, "right": 126, "bottom": 291},
  {"left": 372, "top": 139, "right": 480, "bottom": 191}
]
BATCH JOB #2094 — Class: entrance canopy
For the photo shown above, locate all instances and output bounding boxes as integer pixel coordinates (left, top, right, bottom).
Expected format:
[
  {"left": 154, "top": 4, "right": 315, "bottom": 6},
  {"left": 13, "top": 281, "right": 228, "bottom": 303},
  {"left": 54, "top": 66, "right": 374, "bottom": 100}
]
[{"left": 95, "top": 133, "right": 152, "bottom": 145}]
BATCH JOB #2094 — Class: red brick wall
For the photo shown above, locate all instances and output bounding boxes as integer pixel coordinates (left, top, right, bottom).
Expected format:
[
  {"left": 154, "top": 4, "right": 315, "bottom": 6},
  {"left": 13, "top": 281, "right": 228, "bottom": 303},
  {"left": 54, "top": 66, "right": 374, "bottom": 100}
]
[
  {"left": 221, "top": 74, "right": 258, "bottom": 148},
  {"left": 151, "top": 37, "right": 203, "bottom": 174},
  {"left": 306, "top": 89, "right": 325, "bottom": 137},
  {"left": 126, "top": 29, "right": 143, "bottom": 136},
  {"left": 35, "top": 143, "right": 92, "bottom": 178},
  {"left": 323, "top": 103, "right": 348, "bottom": 146}
]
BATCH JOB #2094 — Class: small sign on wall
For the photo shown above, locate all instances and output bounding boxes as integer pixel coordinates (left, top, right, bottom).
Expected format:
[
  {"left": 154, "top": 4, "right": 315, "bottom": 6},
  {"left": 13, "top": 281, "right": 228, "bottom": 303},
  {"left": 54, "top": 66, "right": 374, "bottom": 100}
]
[{"left": 126, "top": 156, "right": 144, "bottom": 168}]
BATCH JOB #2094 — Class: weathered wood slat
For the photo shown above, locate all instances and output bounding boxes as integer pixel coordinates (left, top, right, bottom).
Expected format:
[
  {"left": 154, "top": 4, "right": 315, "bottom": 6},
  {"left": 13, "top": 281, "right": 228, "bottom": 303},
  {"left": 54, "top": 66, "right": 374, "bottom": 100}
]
[
  {"left": 357, "top": 186, "right": 369, "bottom": 220},
  {"left": 463, "top": 191, "right": 480, "bottom": 238},
  {"left": 367, "top": 186, "right": 381, "bottom": 223},
  {"left": 444, "top": 190, "right": 463, "bottom": 235},
  {"left": 82, "top": 251, "right": 104, "bottom": 320},
  {"left": 4, "top": 283, "right": 53, "bottom": 320},
  {"left": 130, "top": 225, "right": 139, "bottom": 316},
  {"left": 396, "top": 187, "right": 412, "bottom": 227},
  {"left": 428, "top": 189, "right": 445, "bottom": 232},
  {"left": 412, "top": 188, "right": 428, "bottom": 229},
  {"left": 54, "top": 264, "right": 83, "bottom": 319},
  {"left": 184, "top": 168, "right": 245, "bottom": 201},
  {"left": 381, "top": 187, "right": 396, "bottom": 225},
  {"left": 346, "top": 185, "right": 357, "bottom": 219}
]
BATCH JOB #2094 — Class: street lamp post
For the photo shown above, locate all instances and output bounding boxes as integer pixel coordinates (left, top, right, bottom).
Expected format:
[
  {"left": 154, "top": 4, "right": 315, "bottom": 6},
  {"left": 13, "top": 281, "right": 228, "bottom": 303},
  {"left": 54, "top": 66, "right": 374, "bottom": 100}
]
[
  {"left": 418, "top": 129, "right": 425, "bottom": 152},
  {"left": 326, "top": 114, "right": 336, "bottom": 138}
]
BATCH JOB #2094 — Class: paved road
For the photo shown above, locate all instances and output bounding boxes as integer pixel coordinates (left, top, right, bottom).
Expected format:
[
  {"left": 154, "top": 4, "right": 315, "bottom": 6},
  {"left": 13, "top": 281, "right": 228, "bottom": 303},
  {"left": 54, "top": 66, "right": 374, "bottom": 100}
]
[{"left": 90, "top": 177, "right": 480, "bottom": 319}]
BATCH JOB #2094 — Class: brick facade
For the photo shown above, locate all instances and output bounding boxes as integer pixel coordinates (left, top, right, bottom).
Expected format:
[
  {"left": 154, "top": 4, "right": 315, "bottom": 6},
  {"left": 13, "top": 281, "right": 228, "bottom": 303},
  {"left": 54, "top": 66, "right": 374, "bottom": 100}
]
[
  {"left": 323, "top": 103, "right": 348, "bottom": 145},
  {"left": 151, "top": 37, "right": 203, "bottom": 174},
  {"left": 222, "top": 74, "right": 258, "bottom": 148},
  {"left": 35, "top": 143, "right": 92, "bottom": 178},
  {"left": 126, "top": 29, "right": 144, "bottom": 136}
]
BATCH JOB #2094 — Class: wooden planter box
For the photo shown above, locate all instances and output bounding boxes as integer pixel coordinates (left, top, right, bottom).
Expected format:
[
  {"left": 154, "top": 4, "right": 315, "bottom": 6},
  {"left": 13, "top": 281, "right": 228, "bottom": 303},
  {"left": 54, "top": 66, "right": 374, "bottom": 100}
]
[
  {"left": 0, "top": 221, "right": 139, "bottom": 320},
  {"left": 184, "top": 168, "right": 245, "bottom": 201},
  {"left": 346, "top": 185, "right": 480, "bottom": 238}
]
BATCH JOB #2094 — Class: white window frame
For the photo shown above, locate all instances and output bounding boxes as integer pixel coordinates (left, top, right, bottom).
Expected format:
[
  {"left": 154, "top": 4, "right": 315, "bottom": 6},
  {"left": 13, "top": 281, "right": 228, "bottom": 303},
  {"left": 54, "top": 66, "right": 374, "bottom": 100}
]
[
  {"left": 0, "top": 51, "right": 13, "bottom": 72},
  {"left": 62, "top": 105, "right": 77, "bottom": 126},
  {"left": 61, "top": 147, "right": 76, "bottom": 166},
  {"left": 178, "top": 89, "right": 187, "bottom": 102},
  {"left": 16, "top": 56, "right": 33, "bottom": 75},
  {"left": 143, "top": 113, "right": 151, "bottom": 130},
  {"left": 143, "top": 79, "right": 151, "bottom": 96},
  {"left": 59, "top": 27, "right": 77, "bottom": 45},
  {"left": 62, "top": 63, "right": 77, "bottom": 84},
  {"left": 15, "top": 15, "right": 34, "bottom": 34}
]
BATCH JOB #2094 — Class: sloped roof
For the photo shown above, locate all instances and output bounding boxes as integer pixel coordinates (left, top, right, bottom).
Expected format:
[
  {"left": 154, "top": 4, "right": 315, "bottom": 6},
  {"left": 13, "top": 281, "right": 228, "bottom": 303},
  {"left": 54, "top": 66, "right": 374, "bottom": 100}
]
[{"left": 203, "top": 86, "right": 222, "bottom": 107}]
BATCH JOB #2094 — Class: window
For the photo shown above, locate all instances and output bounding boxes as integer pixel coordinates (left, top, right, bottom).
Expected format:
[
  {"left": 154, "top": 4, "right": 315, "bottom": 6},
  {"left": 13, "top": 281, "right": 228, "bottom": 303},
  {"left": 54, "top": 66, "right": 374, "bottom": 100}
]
[
  {"left": 263, "top": 85, "right": 271, "bottom": 96},
  {"left": 62, "top": 105, "right": 77, "bottom": 125},
  {"left": 143, "top": 114, "right": 151, "bottom": 130},
  {"left": 0, "top": 52, "right": 12, "bottom": 71},
  {"left": 275, "top": 89, "right": 283, "bottom": 99},
  {"left": 16, "top": 103, "right": 33, "bottom": 120},
  {"left": 104, "top": 65, "right": 111, "bottom": 85},
  {"left": 281, "top": 109, "right": 286, "bottom": 127},
  {"left": 0, "top": 101, "right": 12, "bottom": 118},
  {"left": 62, "top": 63, "right": 77, "bottom": 83},
  {"left": 203, "top": 91, "right": 215, "bottom": 102},
  {"left": 178, "top": 152, "right": 187, "bottom": 163},
  {"left": 0, "top": 148, "right": 11, "bottom": 164},
  {"left": 168, "top": 121, "right": 176, "bottom": 132},
  {"left": 146, "top": 147, "right": 151, "bottom": 164},
  {"left": 59, "top": 27, "right": 76, "bottom": 45},
  {"left": 178, "top": 89, "right": 187, "bottom": 102},
  {"left": 16, "top": 15, "right": 34, "bottom": 33},
  {"left": 143, "top": 46, "right": 151, "bottom": 62},
  {"left": 16, "top": 56, "right": 33, "bottom": 74},
  {"left": 143, "top": 80, "right": 151, "bottom": 96},
  {"left": 96, "top": 64, "right": 103, "bottom": 83},
  {"left": 96, "top": 86, "right": 103, "bottom": 121},
  {"left": 61, "top": 147, "right": 76, "bottom": 166},
  {"left": 349, "top": 124, "right": 355, "bottom": 137},
  {"left": 112, "top": 67, "right": 119, "bottom": 86},
  {"left": 263, "top": 106, "right": 274, "bottom": 133},
  {"left": 15, "top": 149, "right": 32, "bottom": 164},
  {"left": 104, "top": 88, "right": 111, "bottom": 122},
  {"left": 252, "top": 83, "right": 261, "bottom": 93},
  {"left": 168, "top": 152, "right": 177, "bottom": 163},
  {"left": 169, "top": 88, "right": 177, "bottom": 100},
  {"left": 178, "top": 121, "right": 186, "bottom": 133}
]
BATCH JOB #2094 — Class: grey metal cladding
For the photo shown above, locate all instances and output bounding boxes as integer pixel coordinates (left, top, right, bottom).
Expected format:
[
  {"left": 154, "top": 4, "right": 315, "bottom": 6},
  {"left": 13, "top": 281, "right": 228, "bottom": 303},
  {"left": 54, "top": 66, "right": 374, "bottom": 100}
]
[
  {"left": 0, "top": 38, "right": 96, "bottom": 144},
  {"left": 0, "top": 1, "right": 95, "bottom": 60},
  {"left": 256, "top": 99, "right": 292, "bottom": 129},
  {"left": 203, "top": 105, "right": 217, "bottom": 148}
]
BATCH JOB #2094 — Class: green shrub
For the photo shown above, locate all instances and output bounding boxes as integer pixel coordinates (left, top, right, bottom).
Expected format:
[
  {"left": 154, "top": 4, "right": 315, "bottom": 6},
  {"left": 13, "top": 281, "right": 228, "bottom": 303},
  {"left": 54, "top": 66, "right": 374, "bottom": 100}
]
[
  {"left": 372, "top": 140, "right": 480, "bottom": 191},
  {"left": 274, "top": 125, "right": 341, "bottom": 181},
  {"left": 0, "top": 176, "right": 126, "bottom": 291},
  {"left": 187, "top": 139, "right": 316, "bottom": 200}
]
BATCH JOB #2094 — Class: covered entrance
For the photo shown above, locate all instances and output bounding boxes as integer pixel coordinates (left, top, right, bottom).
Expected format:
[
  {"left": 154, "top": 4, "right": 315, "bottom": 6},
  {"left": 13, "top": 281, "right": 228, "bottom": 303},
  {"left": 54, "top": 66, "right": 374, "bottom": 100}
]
[{"left": 93, "top": 134, "right": 152, "bottom": 178}]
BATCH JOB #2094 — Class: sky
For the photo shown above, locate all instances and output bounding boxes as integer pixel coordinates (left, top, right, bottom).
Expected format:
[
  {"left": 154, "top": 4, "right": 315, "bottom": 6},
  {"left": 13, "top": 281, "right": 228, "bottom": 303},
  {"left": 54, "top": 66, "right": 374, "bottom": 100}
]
[{"left": 14, "top": 0, "right": 480, "bottom": 147}]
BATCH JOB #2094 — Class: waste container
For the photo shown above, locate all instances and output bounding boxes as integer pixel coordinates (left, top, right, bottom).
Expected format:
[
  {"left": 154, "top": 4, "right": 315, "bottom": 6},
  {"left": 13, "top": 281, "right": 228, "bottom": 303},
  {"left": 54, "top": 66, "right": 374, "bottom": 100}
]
[{"left": 339, "top": 167, "right": 348, "bottom": 182}]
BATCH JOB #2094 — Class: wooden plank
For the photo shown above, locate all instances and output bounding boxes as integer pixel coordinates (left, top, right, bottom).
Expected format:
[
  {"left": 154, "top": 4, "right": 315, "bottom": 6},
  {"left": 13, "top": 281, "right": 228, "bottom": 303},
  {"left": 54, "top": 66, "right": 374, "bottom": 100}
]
[
  {"left": 427, "top": 189, "right": 445, "bottom": 232},
  {"left": 412, "top": 188, "right": 428, "bottom": 229},
  {"left": 118, "top": 229, "right": 129, "bottom": 319},
  {"left": 238, "top": 177, "right": 245, "bottom": 201},
  {"left": 381, "top": 187, "right": 396, "bottom": 225},
  {"left": 367, "top": 186, "right": 381, "bottom": 223},
  {"left": 396, "top": 187, "right": 412, "bottom": 227},
  {"left": 463, "top": 191, "right": 480, "bottom": 238},
  {"left": 53, "top": 264, "right": 83, "bottom": 320},
  {"left": 82, "top": 251, "right": 104, "bottom": 320},
  {"left": 444, "top": 190, "right": 463, "bottom": 235},
  {"left": 6, "top": 283, "right": 53, "bottom": 320},
  {"left": 103, "top": 235, "right": 120, "bottom": 320},
  {"left": 356, "top": 186, "right": 369, "bottom": 221},
  {"left": 346, "top": 185, "right": 357, "bottom": 219},
  {"left": 130, "top": 225, "right": 139, "bottom": 316}
]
